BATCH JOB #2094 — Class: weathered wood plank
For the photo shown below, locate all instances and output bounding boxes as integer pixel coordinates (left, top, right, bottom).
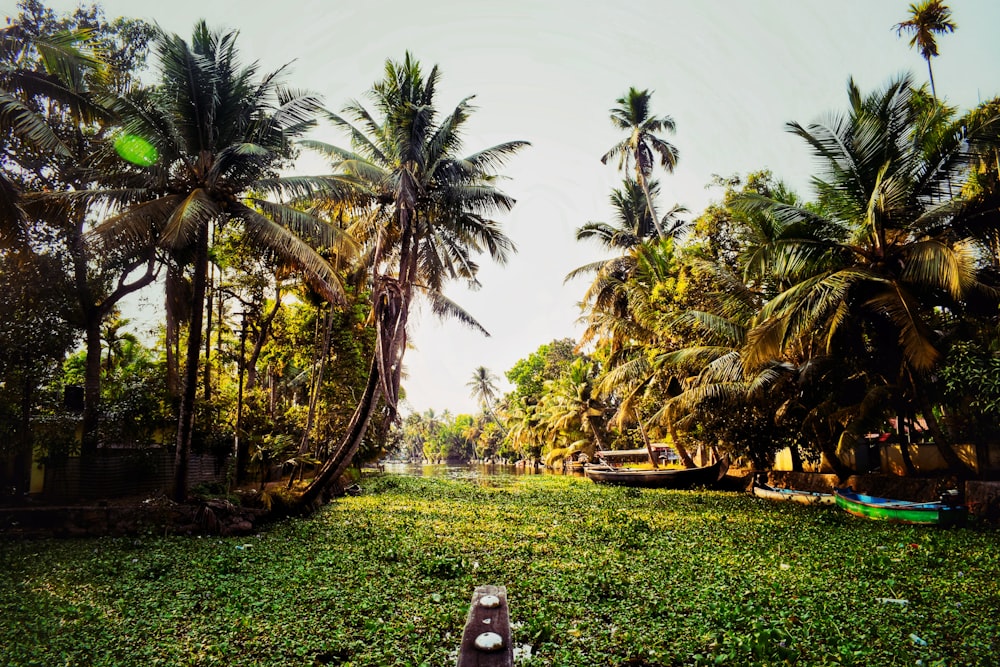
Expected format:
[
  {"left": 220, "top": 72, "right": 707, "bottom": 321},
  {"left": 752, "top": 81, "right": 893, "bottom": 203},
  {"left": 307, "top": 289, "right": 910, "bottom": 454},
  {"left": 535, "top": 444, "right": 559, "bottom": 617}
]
[{"left": 457, "top": 585, "right": 513, "bottom": 667}]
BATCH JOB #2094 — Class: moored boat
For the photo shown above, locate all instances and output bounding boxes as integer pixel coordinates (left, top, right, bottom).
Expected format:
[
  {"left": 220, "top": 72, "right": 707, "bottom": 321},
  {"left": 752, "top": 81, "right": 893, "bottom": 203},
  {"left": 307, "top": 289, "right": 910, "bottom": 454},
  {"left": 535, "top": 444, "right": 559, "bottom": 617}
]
[
  {"left": 834, "top": 488, "right": 967, "bottom": 526},
  {"left": 584, "top": 458, "right": 728, "bottom": 489},
  {"left": 753, "top": 482, "right": 835, "bottom": 506}
]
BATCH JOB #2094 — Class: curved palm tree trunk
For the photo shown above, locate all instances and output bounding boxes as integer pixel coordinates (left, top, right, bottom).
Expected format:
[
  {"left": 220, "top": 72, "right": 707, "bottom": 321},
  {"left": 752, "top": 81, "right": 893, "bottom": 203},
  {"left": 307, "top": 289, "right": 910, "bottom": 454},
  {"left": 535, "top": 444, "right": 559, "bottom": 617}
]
[
  {"left": 635, "top": 408, "right": 658, "bottom": 469},
  {"left": 298, "top": 351, "right": 382, "bottom": 507},
  {"left": 818, "top": 425, "right": 853, "bottom": 479},
  {"left": 587, "top": 419, "right": 608, "bottom": 453},
  {"left": 664, "top": 407, "right": 696, "bottom": 468},
  {"left": 173, "top": 226, "right": 209, "bottom": 502},
  {"left": 298, "top": 231, "right": 414, "bottom": 507}
]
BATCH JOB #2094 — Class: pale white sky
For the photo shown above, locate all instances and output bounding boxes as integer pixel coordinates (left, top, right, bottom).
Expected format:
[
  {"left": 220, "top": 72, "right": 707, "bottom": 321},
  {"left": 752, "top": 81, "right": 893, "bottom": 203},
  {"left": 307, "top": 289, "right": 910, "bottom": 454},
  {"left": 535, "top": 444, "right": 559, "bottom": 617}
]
[{"left": 23, "top": 0, "right": 1000, "bottom": 415}]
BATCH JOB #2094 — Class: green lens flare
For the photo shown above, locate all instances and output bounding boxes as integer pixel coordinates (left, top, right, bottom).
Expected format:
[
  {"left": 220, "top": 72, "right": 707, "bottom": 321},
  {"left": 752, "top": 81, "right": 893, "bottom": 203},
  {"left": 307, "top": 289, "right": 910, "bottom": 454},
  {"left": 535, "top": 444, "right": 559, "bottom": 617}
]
[{"left": 114, "top": 134, "right": 158, "bottom": 166}]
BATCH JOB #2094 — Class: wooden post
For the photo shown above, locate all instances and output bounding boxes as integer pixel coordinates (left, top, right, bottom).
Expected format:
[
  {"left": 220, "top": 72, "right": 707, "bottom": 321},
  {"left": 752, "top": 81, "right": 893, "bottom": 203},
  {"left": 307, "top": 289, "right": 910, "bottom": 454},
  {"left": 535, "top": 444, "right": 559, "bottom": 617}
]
[{"left": 457, "top": 585, "right": 513, "bottom": 667}]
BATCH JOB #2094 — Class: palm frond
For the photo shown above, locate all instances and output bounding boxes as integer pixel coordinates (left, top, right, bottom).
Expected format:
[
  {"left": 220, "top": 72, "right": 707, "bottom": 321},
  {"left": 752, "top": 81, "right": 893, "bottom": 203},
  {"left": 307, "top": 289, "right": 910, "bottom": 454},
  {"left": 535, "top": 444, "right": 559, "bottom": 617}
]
[
  {"left": 416, "top": 286, "right": 489, "bottom": 335},
  {"left": 232, "top": 202, "right": 345, "bottom": 305},
  {"left": 160, "top": 189, "right": 220, "bottom": 248}
]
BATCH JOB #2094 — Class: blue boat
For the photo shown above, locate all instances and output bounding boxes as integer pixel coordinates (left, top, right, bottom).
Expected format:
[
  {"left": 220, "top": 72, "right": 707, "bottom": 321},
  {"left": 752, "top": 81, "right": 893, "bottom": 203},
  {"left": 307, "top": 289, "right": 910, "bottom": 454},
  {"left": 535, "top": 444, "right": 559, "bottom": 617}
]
[{"left": 753, "top": 482, "right": 835, "bottom": 506}]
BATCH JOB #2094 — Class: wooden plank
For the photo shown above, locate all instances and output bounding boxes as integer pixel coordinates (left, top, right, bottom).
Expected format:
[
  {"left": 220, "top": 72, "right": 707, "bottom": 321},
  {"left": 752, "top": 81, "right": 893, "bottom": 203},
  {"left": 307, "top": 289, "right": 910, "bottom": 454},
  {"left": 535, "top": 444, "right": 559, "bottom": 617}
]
[{"left": 457, "top": 585, "right": 513, "bottom": 667}]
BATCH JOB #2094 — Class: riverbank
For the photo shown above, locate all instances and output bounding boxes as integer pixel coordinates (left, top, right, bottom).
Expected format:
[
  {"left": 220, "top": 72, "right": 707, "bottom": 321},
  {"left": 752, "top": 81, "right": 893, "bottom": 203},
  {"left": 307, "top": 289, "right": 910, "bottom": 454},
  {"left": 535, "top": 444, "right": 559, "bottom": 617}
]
[{"left": 2, "top": 474, "right": 997, "bottom": 665}]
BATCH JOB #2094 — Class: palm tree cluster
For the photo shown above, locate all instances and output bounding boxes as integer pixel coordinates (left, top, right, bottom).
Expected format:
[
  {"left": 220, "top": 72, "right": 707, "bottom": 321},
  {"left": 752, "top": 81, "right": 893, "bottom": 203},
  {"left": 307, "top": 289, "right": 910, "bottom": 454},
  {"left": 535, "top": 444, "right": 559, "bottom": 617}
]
[
  {"left": 558, "top": 74, "right": 1000, "bottom": 476},
  {"left": 1, "top": 3, "right": 524, "bottom": 503}
]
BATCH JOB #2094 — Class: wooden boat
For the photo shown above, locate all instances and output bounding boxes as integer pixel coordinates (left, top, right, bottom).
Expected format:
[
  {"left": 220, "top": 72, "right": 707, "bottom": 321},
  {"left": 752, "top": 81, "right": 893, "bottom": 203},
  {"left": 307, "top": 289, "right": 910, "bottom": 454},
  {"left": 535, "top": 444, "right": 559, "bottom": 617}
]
[
  {"left": 753, "top": 482, "right": 835, "bottom": 506},
  {"left": 834, "top": 488, "right": 967, "bottom": 526},
  {"left": 584, "top": 458, "right": 727, "bottom": 489}
]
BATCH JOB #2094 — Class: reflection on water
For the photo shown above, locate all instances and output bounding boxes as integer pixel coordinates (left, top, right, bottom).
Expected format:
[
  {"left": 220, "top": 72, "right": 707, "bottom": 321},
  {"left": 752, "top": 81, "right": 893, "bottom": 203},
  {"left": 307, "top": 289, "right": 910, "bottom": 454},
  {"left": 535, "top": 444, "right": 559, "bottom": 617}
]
[{"left": 381, "top": 462, "right": 581, "bottom": 479}]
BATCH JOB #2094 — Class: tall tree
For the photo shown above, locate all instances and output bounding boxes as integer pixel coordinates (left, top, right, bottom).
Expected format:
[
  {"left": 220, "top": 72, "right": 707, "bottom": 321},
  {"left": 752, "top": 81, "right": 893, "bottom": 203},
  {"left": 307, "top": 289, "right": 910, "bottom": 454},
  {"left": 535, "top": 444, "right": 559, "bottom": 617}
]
[
  {"left": 0, "top": 6, "right": 103, "bottom": 234},
  {"left": 742, "top": 74, "right": 1000, "bottom": 477},
  {"left": 3, "top": 3, "right": 161, "bottom": 456},
  {"left": 82, "top": 21, "right": 351, "bottom": 501},
  {"left": 895, "top": 0, "right": 956, "bottom": 101},
  {"left": 299, "top": 53, "right": 527, "bottom": 504},
  {"left": 537, "top": 357, "right": 610, "bottom": 457},
  {"left": 600, "top": 88, "right": 679, "bottom": 239},
  {"left": 467, "top": 365, "right": 505, "bottom": 434}
]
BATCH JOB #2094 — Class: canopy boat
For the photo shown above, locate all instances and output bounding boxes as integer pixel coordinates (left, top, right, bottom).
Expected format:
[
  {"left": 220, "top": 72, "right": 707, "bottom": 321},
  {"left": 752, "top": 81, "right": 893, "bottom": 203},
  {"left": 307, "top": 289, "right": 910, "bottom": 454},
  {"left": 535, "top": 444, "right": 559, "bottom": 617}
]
[
  {"left": 753, "top": 482, "right": 835, "bottom": 506},
  {"left": 834, "top": 488, "right": 967, "bottom": 526},
  {"left": 584, "top": 458, "right": 728, "bottom": 489}
]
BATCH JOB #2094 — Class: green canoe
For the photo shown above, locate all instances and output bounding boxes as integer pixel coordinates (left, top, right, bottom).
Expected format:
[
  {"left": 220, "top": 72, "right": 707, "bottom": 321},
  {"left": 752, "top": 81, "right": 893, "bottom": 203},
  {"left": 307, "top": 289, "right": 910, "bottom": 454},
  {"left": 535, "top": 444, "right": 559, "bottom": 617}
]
[{"left": 834, "top": 488, "right": 967, "bottom": 526}]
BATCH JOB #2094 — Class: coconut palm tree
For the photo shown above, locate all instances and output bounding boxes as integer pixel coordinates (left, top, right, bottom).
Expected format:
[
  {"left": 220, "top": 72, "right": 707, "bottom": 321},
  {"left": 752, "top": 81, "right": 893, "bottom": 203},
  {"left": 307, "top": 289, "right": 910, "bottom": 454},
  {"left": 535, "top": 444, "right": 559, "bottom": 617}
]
[
  {"left": 81, "top": 22, "right": 352, "bottom": 501},
  {"left": 0, "top": 21, "right": 104, "bottom": 240},
  {"left": 467, "top": 365, "right": 507, "bottom": 436},
  {"left": 601, "top": 88, "right": 679, "bottom": 239},
  {"left": 537, "top": 357, "right": 609, "bottom": 459},
  {"left": 569, "top": 179, "right": 687, "bottom": 358},
  {"left": 741, "top": 74, "right": 1000, "bottom": 476},
  {"left": 468, "top": 366, "right": 501, "bottom": 409},
  {"left": 895, "top": 0, "right": 956, "bottom": 101},
  {"left": 298, "top": 53, "right": 527, "bottom": 503}
]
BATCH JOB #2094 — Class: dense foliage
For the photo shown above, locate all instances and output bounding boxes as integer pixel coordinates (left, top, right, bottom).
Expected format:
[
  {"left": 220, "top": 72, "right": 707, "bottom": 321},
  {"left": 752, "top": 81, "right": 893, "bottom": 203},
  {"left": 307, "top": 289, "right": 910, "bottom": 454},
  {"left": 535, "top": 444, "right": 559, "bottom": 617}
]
[
  {"left": 2, "top": 474, "right": 998, "bottom": 666},
  {"left": 2, "top": 0, "right": 999, "bottom": 500}
]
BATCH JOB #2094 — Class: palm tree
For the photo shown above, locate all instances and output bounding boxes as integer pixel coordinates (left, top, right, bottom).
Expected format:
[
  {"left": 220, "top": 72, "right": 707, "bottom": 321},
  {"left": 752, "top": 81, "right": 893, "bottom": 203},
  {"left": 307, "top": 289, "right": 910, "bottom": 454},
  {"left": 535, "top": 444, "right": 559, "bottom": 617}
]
[
  {"left": 0, "top": 21, "right": 103, "bottom": 240},
  {"left": 742, "top": 74, "right": 1000, "bottom": 476},
  {"left": 467, "top": 366, "right": 506, "bottom": 435},
  {"left": 504, "top": 397, "right": 541, "bottom": 463},
  {"left": 895, "top": 0, "right": 956, "bottom": 101},
  {"left": 537, "top": 357, "right": 609, "bottom": 459},
  {"left": 589, "top": 239, "right": 698, "bottom": 468},
  {"left": 569, "top": 180, "right": 687, "bottom": 357},
  {"left": 83, "top": 22, "right": 351, "bottom": 501},
  {"left": 298, "top": 54, "right": 527, "bottom": 503},
  {"left": 567, "top": 178, "right": 686, "bottom": 280},
  {"left": 601, "top": 88, "right": 679, "bottom": 239}
]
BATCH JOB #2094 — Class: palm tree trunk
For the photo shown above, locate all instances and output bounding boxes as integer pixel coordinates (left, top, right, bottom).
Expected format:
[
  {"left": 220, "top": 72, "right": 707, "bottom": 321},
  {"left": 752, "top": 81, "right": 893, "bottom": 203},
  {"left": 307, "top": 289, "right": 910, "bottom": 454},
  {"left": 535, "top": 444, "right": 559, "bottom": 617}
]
[
  {"left": 173, "top": 226, "right": 209, "bottom": 502},
  {"left": 246, "top": 287, "right": 281, "bottom": 391},
  {"left": 818, "top": 425, "right": 853, "bottom": 479},
  {"left": 897, "top": 412, "right": 917, "bottom": 476},
  {"left": 926, "top": 58, "right": 937, "bottom": 102},
  {"left": 635, "top": 408, "right": 658, "bottom": 469},
  {"left": 788, "top": 443, "right": 803, "bottom": 472},
  {"left": 664, "top": 407, "right": 696, "bottom": 468},
  {"left": 298, "top": 352, "right": 382, "bottom": 508},
  {"left": 203, "top": 262, "right": 213, "bottom": 401},
  {"left": 637, "top": 172, "right": 666, "bottom": 239},
  {"left": 165, "top": 264, "right": 184, "bottom": 399},
  {"left": 81, "top": 317, "right": 103, "bottom": 457},
  {"left": 587, "top": 419, "right": 608, "bottom": 453}
]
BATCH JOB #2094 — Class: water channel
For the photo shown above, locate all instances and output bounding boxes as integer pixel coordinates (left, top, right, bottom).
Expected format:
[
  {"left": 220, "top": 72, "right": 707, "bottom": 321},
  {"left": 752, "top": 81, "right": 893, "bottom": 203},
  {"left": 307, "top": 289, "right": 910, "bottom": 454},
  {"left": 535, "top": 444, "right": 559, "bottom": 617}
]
[{"left": 380, "top": 462, "right": 582, "bottom": 480}]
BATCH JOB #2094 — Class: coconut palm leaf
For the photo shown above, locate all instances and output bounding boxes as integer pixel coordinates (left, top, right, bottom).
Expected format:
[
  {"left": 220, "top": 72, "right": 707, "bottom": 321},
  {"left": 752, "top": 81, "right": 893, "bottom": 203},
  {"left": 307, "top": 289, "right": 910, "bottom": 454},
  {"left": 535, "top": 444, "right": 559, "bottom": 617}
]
[{"left": 233, "top": 202, "right": 345, "bottom": 305}]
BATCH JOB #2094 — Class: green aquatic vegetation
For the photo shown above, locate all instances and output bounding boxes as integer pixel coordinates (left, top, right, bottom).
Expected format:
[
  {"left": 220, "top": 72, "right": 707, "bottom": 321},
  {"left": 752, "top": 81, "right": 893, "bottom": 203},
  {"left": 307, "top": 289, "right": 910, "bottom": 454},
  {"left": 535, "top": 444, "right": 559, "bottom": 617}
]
[{"left": 1, "top": 474, "right": 999, "bottom": 666}]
